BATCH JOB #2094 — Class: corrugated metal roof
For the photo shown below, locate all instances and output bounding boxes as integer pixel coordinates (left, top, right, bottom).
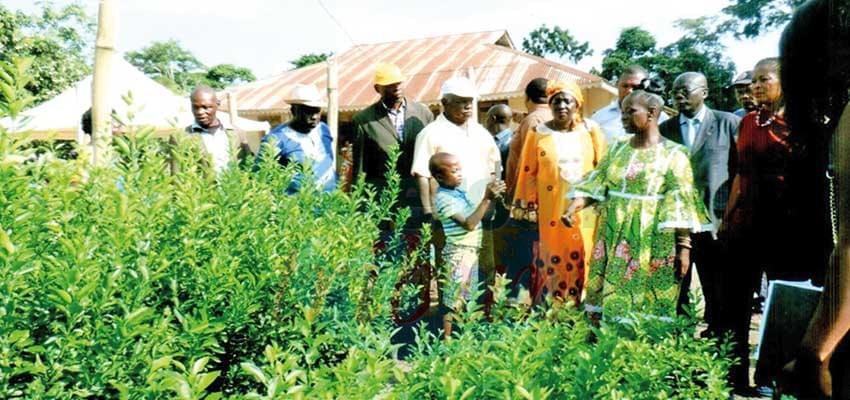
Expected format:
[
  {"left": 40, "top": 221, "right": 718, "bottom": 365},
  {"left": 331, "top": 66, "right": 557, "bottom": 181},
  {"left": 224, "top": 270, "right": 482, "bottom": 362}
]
[{"left": 225, "top": 30, "right": 605, "bottom": 115}]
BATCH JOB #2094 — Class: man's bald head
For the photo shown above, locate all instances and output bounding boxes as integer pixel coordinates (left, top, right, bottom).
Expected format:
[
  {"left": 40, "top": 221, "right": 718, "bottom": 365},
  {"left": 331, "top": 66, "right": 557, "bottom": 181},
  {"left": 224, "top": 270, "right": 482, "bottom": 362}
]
[
  {"left": 190, "top": 86, "right": 217, "bottom": 101},
  {"left": 674, "top": 72, "right": 708, "bottom": 89},
  {"left": 190, "top": 86, "right": 220, "bottom": 129},
  {"left": 672, "top": 71, "right": 709, "bottom": 118},
  {"left": 485, "top": 104, "right": 513, "bottom": 136}
]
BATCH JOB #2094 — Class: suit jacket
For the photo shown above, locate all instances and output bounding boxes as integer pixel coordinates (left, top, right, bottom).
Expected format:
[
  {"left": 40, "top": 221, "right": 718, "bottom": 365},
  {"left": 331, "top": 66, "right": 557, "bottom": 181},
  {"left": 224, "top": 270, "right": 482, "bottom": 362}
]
[
  {"left": 659, "top": 107, "right": 740, "bottom": 228},
  {"left": 170, "top": 120, "right": 252, "bottom": 175},
  {"left": 351, "top": 99, "right": 434, "bottom": 204}
]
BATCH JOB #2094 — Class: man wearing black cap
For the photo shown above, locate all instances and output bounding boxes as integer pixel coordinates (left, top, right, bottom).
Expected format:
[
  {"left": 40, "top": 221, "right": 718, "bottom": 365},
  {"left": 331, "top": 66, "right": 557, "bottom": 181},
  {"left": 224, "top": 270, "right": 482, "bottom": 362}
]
[{"left": 730, "top": 70, "right": 757, "bottom": 118}]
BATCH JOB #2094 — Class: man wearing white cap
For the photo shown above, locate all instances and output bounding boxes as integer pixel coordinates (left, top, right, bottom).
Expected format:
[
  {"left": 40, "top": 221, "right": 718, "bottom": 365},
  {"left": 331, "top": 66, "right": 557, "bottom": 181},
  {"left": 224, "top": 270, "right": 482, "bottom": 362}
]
[
  {"left": 412, "top": 77, "right": 502, "bottom": 308},
  {"left": 255, "top": 84, "right": 336, "bottom": 194},
  {"left": 411, "top": 76, "right": 501, "bottom": 218}
]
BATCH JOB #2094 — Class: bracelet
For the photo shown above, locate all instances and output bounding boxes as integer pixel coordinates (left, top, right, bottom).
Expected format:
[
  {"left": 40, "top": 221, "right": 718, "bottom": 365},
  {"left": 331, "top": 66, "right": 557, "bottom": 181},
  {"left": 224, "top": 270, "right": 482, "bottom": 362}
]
[{"left": 675, "top": 236, "right": 692, "bottom": 249}]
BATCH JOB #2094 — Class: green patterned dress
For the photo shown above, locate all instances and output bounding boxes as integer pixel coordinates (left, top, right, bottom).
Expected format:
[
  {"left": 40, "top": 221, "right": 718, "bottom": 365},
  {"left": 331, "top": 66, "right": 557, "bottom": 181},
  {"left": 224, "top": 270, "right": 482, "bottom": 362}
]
[{"left": 570, "top": 138, "right": 710, "bottom": 317}]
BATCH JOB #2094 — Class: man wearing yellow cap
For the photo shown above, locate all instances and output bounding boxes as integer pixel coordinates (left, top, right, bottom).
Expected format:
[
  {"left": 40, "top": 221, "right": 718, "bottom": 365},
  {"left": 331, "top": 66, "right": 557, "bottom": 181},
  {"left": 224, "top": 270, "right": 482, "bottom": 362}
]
[{"left": 352, "top": 63, "right": 434, "bottom": 229}]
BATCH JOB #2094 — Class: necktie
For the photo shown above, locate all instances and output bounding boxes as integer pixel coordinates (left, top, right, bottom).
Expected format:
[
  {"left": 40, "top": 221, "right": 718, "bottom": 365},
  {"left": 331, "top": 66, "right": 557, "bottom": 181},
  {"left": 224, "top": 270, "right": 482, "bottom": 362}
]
[{"left": 686, "top": 119, "right": 700, "bottom": 149}]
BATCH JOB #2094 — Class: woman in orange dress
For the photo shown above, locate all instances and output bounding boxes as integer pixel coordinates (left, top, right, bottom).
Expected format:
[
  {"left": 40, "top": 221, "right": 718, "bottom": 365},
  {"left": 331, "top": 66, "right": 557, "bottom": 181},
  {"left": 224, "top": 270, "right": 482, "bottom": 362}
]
[{"left": 511, "top": 80, "right": 605, "bottom": 305}]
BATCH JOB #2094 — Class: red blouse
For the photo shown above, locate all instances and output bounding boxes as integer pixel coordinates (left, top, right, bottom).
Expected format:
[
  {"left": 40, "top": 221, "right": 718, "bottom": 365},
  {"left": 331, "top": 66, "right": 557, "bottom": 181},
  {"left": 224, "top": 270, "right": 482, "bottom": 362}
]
[{"left": 732, "top": 110, "right": 795, "bottom": 230}]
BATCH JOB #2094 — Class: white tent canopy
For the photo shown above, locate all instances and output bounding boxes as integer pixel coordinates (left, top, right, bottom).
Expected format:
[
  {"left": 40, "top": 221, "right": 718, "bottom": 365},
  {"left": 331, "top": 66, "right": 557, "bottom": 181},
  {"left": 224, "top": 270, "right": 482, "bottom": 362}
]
[{"left": 1, "top": 56, "right": 269, "bottom": 136}]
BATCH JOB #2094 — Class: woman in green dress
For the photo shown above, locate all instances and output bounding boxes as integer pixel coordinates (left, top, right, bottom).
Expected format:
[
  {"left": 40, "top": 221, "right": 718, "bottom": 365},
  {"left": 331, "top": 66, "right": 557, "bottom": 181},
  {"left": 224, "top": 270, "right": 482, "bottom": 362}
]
[{"left": 563, "top": 90, "right": 710, "bottom": 319}]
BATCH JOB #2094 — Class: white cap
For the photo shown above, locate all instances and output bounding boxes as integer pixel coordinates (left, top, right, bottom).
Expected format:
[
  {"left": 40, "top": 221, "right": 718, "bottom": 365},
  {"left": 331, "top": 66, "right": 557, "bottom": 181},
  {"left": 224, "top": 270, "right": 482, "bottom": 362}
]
[
  {"left": 440, "top": 76, "right": 477, "bottom": 99},
  {"left": 286, "top": 84, "right": 325, "bottom": 108}
]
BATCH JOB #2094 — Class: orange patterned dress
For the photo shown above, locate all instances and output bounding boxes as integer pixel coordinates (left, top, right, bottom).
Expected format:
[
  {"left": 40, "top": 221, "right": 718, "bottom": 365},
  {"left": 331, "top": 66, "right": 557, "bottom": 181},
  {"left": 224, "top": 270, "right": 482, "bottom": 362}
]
[{"left": 511, "top": 120, "right": 605, "bottom": 305}]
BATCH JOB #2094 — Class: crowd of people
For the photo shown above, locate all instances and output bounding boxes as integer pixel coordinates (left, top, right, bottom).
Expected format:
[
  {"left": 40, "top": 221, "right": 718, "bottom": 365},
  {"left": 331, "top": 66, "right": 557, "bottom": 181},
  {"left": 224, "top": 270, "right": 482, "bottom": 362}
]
[{"left": 23, "top": 0, "right": 845, "bottom": 397}]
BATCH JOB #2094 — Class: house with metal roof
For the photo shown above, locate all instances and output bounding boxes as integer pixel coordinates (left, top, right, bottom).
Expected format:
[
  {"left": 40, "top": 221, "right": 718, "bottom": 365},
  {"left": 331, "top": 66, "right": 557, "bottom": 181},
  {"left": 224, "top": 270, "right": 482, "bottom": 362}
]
[{"left": 223, "top": 30, "right": 616, "bottom": 133}]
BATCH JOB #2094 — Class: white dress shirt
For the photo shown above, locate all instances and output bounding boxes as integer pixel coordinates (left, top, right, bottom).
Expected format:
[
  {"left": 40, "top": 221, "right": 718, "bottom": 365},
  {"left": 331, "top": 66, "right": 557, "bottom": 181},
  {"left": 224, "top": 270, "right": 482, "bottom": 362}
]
[{"left": 189, "top": 120, "right": 232, "bottom": 174}]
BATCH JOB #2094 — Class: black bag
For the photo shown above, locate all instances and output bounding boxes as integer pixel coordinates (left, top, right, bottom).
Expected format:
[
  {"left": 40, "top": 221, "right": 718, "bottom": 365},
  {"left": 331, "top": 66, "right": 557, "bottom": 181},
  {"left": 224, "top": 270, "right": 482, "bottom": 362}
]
[{"left": 754, "top": 280, "right": 822, "bottom": 387}]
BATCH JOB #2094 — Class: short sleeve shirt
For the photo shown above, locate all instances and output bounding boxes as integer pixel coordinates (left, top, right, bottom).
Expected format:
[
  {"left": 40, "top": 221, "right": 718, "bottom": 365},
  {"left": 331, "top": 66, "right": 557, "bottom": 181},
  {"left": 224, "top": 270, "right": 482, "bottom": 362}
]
[
  {"left": 411, "top": 114, "right": 501, "bottom": 204},
  {"left": 435, "top": 186, "right": 483, "bottom": 247},
  {"left": 257, "top": 122, "right": 337, "bottom": 193}
]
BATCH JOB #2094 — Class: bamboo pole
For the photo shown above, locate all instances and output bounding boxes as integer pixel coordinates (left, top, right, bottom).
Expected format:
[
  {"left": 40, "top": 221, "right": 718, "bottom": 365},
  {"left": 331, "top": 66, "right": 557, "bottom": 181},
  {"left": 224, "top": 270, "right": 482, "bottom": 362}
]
[
  {"left": 326, "top": 58, "right": 339, "bottom": 164},
  {"left": 91, "top": 0, "right": 116, "bottom": 166}
]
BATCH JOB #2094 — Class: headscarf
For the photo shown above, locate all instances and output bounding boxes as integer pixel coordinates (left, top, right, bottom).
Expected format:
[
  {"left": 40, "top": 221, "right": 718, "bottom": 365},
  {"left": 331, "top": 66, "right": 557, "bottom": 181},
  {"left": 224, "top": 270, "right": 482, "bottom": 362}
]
[{"left": 545, "top": 80, "right": 584, "bottom": 123}]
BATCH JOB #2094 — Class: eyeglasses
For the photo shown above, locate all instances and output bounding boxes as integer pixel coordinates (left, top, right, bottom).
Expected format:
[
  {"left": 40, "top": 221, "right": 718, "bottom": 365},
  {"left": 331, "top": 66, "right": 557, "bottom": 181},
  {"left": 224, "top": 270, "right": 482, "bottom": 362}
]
[{"left": 670, "top": 86, "right": 705, "bottom": 98}]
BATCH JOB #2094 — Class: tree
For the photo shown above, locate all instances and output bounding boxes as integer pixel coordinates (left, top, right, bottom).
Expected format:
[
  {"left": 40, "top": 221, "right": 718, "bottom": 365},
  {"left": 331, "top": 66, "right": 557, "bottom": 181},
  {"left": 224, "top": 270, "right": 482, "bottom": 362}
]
[
  {"left": 658, "top": 17, "right": 738, "bottom": 111},
  {"left": 719, "top": 0, "right": 807, "bottom": 38},
  {"left": 522, "top": 24, "right": 593, "bottom": 63},
  {"left": 125, "top": 41, "right": 256, "bottom": 93},
  {"left": 124, "top": 39, "right": 204, "bottom": 92},
  {"left": 0, "top": 2, "right": 95, "bottom": 105},
  {"left": 290, "top": 52, "right": 332, "bottom": 69},
  {"left": 599, "top": 19, "right": 738, "bottom": 112},
  {"left": 205, "top": 64, "right": 256, "bottom": 89},
  {"left": 599, "top": 27, "right": 658, "bottom": 81}
]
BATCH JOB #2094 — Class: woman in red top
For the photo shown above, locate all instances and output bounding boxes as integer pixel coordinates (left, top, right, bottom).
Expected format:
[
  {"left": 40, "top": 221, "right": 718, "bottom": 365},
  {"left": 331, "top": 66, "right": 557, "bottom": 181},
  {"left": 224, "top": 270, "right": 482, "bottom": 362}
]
[
  {"left": 720, "top": 57, "right": 807, "bottom": 393},
  {"left": 724, "top": 58, "right": 796, "bottom": 253}
]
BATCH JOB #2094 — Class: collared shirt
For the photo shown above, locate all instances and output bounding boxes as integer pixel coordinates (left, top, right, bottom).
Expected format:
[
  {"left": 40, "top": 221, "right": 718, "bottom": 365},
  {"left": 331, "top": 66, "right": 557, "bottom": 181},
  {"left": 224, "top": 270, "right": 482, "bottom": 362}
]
[
  {"left": 381, "top": 99, "right": 406, "bottom": 140},
  {"left": 678, "top": 105, "right": 707, "bottom": 150},
  {"left": 257, "top": 122, "right": 337, "bottom": 194},
  {"left": 435, "top": 186, "right": 483, "bottom": 247},
  {"left": 188, "top": 119, "right": 231, "bottom": 174},
  {"left": 411, "top": 114, "right": 501, "bottom": 204},
  {"left": 592, "top": 100, "right": 669, "bottom": 144}
]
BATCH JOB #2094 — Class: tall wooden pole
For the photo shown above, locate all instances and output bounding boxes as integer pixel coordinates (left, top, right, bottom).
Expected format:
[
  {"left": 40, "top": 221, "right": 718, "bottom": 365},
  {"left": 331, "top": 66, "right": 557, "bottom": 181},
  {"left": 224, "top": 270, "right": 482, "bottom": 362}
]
[
  {"left": 327, "top": 58, "right": 339, "bottom": 164},
  {"left": 91, "top": 0, "right": 116, "bottom": 166}
]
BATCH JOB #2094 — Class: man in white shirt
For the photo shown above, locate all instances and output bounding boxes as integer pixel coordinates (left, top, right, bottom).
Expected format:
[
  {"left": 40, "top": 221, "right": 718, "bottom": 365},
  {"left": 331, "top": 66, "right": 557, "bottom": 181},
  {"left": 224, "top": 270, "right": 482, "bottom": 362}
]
[
  {"left": 177, "top": 86, "right": 251, "bottom": 174},
  {"left": 411, "top": 77, "right": 500, "bottom": 213},
  {"left": 411, "top": 77, "right": 502, "bottom": 305},
  {"left": 592, "top": 64, "right": 668, "bottom": 144}
]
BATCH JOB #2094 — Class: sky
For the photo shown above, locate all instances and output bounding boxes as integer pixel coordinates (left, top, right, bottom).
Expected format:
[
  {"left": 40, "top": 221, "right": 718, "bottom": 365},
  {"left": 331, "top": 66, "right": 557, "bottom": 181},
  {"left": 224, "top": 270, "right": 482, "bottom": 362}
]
[{"left": 6, "top": 0, "right": 785, "bottom": 82}]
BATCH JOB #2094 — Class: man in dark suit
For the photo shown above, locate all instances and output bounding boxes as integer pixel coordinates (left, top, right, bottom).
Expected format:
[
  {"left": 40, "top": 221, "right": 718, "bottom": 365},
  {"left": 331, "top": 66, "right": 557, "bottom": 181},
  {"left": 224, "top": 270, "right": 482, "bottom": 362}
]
[
  {"left": 352, "top": 62, "right": 435, "bottom": 230},
  {"left": 659, "top": 72, "right": 740, "bottom": 336},
  {"left": 352, "top": 63, "right": 436, "bottom": 355}
]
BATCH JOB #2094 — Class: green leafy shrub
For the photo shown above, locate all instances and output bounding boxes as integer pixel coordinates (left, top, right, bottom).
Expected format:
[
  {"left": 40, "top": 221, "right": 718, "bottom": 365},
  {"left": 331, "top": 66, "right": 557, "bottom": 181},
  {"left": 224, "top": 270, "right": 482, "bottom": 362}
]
[{"left": 0, "top": 59, "right": 731, "bottom": 399}]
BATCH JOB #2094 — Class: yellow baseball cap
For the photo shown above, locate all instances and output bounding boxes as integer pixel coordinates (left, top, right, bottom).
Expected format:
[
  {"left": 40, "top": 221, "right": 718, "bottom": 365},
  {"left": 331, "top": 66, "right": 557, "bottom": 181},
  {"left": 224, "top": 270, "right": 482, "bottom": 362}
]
[{"left": 374, "top": 62, "right": 405, "bottom": 86}]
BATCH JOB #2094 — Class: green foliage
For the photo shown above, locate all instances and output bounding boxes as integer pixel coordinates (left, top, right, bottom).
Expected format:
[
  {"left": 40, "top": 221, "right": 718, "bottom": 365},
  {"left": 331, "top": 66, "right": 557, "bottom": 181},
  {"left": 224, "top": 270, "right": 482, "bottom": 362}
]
[
  {"left": 124, "top": 40, "right": 256, "bottom": 94},
  {"left": 0, "top": 2, "right": 94, "bottom": 106},
  {"left": 205, "top": 64, "right": 256, "bottom": 90},
  {"left": 522, "top": 24, "right": 593, "bottom": 63},
  {"left": 719, "top": 0, "right": 807, "bottom": 38},
  {"left": 0, "top": 57, "right": 36, "bottom": 121},
  {"left": 600, "top": 27, "right": 658, "bottom": 81},
  {"left": 657, "top": 18, "right": 739, "bottom": 111},
  {"left": 0, "top": 60, "right": 732, "bottom": 398},
  {"left": 290, "top": 53, "right": 332, "bottom": 69},
  {"left": 600, "top": 21, "right": 738, "bottom": 112},
  {"left": 124, "top": 39, "right": 205, "bottom": 93}
]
